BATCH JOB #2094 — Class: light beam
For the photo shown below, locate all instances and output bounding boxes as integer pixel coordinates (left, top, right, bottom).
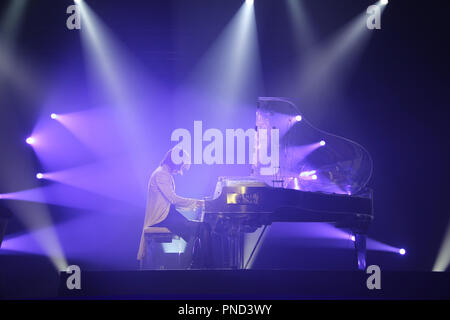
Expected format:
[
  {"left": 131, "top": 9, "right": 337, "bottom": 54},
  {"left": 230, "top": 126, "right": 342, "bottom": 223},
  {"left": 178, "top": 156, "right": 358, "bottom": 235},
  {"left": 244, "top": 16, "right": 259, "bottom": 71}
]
[{"left": 433, "top": 222, "right": 450, "bottom": 271}]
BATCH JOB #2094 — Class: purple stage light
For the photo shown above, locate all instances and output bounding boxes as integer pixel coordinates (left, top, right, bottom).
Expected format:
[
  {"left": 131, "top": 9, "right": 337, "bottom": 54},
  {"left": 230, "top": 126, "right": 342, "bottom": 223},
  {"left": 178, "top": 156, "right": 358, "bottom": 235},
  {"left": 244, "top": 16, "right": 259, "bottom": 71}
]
[
  {"left": 42, "top": 159, "right": 146, "bottom": 205},
  {"left": 0, "top": 185, "right": 137, "bottom": 212},
  {"left": 351, "top": 235, "right": 356, "bottom": 242},
  {"left": 36, "top": 173, "right": 44, "bottom": 179},
  {"left": 312, "top": 174, "right": 318, "bottom": 180},
  {"left": 294, "top": 177, "right": 300, "bottom": 190},
  {"left": 50, "top": 113, "right": 58, "bottom": 120},
  {"left": 319, "top": 140, "right": 326, "bottom": 146},
  {"left": 295, "top": 115, "right": 302, "bottom": 122},
  {"left": 399, "top": 248, "right": 406, "bottom": 255},
  {"left": 26, "top": 137, "right": 35, "bottom": 145},
  {"left": 299, "top": 170, "right": 316, "bottom": 178},
  {"left": 1, "top": 234, "right": 46, "bottom": 256}
]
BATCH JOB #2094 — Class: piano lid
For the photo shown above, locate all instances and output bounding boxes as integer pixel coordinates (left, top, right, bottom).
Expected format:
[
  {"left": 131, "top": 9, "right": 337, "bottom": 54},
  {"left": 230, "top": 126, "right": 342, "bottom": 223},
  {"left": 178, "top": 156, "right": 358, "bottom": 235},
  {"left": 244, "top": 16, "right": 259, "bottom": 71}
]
[{"left": 252, "top": 97, "right": 373, "bottom": 196}]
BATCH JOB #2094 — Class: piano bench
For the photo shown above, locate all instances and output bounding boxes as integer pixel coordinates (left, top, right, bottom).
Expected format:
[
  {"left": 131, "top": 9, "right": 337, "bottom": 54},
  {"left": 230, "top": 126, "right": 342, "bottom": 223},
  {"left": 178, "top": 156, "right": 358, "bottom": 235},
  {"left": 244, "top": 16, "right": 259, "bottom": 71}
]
[{"left": 140, "top": 227, "right": 180, "bottom": 270}]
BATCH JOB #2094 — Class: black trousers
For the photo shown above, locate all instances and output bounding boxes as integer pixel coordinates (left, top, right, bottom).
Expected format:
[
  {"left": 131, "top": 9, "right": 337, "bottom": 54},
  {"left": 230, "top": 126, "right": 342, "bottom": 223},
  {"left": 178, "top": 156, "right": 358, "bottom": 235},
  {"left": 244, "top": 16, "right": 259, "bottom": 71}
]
[{"left": 153, "top": 205, "right": 212, "bottom": 268}]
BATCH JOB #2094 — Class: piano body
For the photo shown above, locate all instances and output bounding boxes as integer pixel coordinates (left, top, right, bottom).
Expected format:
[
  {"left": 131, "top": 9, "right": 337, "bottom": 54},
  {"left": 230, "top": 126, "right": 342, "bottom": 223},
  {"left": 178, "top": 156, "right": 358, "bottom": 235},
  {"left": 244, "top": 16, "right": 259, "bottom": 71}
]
[{"left": 203, "top": 97, "right": 374, "bottom": 270}]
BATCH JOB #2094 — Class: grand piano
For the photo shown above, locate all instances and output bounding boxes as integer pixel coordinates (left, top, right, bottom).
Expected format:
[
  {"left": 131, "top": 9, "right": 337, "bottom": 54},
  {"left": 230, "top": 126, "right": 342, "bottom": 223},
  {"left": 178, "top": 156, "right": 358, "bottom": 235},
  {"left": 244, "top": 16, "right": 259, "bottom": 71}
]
[{"left": 203, "top": 97, "right": 374, "bottom": 270}]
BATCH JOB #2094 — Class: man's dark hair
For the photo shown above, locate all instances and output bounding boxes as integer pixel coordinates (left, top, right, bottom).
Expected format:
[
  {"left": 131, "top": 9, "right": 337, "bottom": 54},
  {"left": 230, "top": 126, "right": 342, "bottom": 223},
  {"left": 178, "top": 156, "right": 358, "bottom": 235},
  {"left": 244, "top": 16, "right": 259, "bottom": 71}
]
[{"left": 160, "top": 149, "right": 185, "bottom": 173}]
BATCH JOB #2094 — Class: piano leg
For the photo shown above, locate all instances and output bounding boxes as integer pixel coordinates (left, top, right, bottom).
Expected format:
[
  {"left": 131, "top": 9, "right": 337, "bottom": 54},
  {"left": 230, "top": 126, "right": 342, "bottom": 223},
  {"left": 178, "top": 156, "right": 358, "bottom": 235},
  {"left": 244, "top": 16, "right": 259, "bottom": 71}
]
[
  {"left": 229, "top": 226, "right": 244, "bottom": 269},
  {"left": 229, "top": 233, "right": 236, "bottom": 269},
  {"left": 354, "top": 233, "right": 367, "bottom": 271},
  {"left": 237, "top": 232, "right": 243, "bottom": 269}
]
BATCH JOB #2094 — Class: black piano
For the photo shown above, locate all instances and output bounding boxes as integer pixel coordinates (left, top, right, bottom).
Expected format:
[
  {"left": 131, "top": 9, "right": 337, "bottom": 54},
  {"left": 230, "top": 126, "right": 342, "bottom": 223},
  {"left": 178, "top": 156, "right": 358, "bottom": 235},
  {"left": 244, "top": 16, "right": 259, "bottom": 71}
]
[{"left": 203, "top": 97, "right": 374, "bottom": 270}]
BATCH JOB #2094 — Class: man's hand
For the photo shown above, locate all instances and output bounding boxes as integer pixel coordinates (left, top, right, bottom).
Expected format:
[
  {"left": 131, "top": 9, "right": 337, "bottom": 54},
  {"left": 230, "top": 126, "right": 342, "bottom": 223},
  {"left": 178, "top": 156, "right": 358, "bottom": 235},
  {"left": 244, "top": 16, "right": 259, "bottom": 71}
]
[{"left": 195, "top": 200, "right": 205, "bottom": 209}]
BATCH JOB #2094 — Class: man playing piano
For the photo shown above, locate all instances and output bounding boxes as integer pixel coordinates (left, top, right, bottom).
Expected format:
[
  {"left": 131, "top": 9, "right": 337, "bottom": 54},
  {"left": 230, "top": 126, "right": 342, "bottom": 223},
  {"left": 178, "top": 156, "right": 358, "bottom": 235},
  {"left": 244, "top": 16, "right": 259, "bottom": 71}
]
[{"left": 137, "top": 149, "right": 212, "bottom": 268}]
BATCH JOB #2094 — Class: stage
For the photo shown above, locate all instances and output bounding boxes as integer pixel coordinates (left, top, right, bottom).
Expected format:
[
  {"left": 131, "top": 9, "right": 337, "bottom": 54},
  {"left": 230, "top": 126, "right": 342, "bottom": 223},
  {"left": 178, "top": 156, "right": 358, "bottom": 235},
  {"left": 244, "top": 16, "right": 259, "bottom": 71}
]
[
  {"left": 55, "top": 270, "right": 450, "bottom": 300},
  {"left": 1, "top": 0, "right": 450, "bottom": 304}
]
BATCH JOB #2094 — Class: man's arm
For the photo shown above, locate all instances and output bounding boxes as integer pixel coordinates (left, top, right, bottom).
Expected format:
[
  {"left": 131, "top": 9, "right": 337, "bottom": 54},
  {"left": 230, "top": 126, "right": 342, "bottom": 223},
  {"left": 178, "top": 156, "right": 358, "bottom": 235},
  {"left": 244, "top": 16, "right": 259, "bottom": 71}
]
[{"left": 155, "top": 171, "right": 198, "bottom": 209}]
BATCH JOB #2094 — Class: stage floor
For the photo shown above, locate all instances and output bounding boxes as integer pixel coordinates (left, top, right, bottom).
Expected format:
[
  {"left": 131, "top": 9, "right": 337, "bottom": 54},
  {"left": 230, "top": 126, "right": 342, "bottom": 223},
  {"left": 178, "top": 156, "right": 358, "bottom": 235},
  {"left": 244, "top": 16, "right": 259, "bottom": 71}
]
[{"left": 57, "top": 270, "right": 450, "bottom": 300}]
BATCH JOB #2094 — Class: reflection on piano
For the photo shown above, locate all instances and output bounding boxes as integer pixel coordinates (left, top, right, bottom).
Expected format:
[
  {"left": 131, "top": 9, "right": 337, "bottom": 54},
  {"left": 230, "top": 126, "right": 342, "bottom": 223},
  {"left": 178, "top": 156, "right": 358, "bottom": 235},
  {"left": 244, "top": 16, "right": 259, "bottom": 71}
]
[{"left": 202, "top": 98, "right": 374, "bottom": 270}]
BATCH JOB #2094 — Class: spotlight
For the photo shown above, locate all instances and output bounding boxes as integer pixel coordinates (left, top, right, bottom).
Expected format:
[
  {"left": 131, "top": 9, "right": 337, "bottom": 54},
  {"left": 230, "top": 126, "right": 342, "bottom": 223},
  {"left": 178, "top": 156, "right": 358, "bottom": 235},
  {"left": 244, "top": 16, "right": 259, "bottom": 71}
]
[
  {"left": 50, "top": 113, "right": 58, "bottom": 120},
  {"left": 295, "top": 115, "right": 302, "bottom": 122},
  {"left": 433, "top": 223, "right": 450, "bottom": 271},
  {"left": 319, "top": 140, "right": 326, "bottom": 146},
  {"left": 380, "top": 0, "right": 388, "bottom": 5},
  {"left": 311, "top": 175, "right": 318, "bottom": 180},
  {"left": 26, "top": 137, "right": 35, "bottom": 145},
  {"left": 246, "top": 0, "right": 254, "bottom": 5},
  {"left": 399, "top": 248, "right": 406, "bottom": 255},
  {"left": 294, "top": 177, "right": 300, "bottom": 190},
  {"left": 299, "top": 170, "right": 316, "bottom": 178},
  {"left": 36, "top": 173, "right": 44, "bottom": 179},
  {"left": 351, "top": 235, "right": 356, "bottom": 242}
]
